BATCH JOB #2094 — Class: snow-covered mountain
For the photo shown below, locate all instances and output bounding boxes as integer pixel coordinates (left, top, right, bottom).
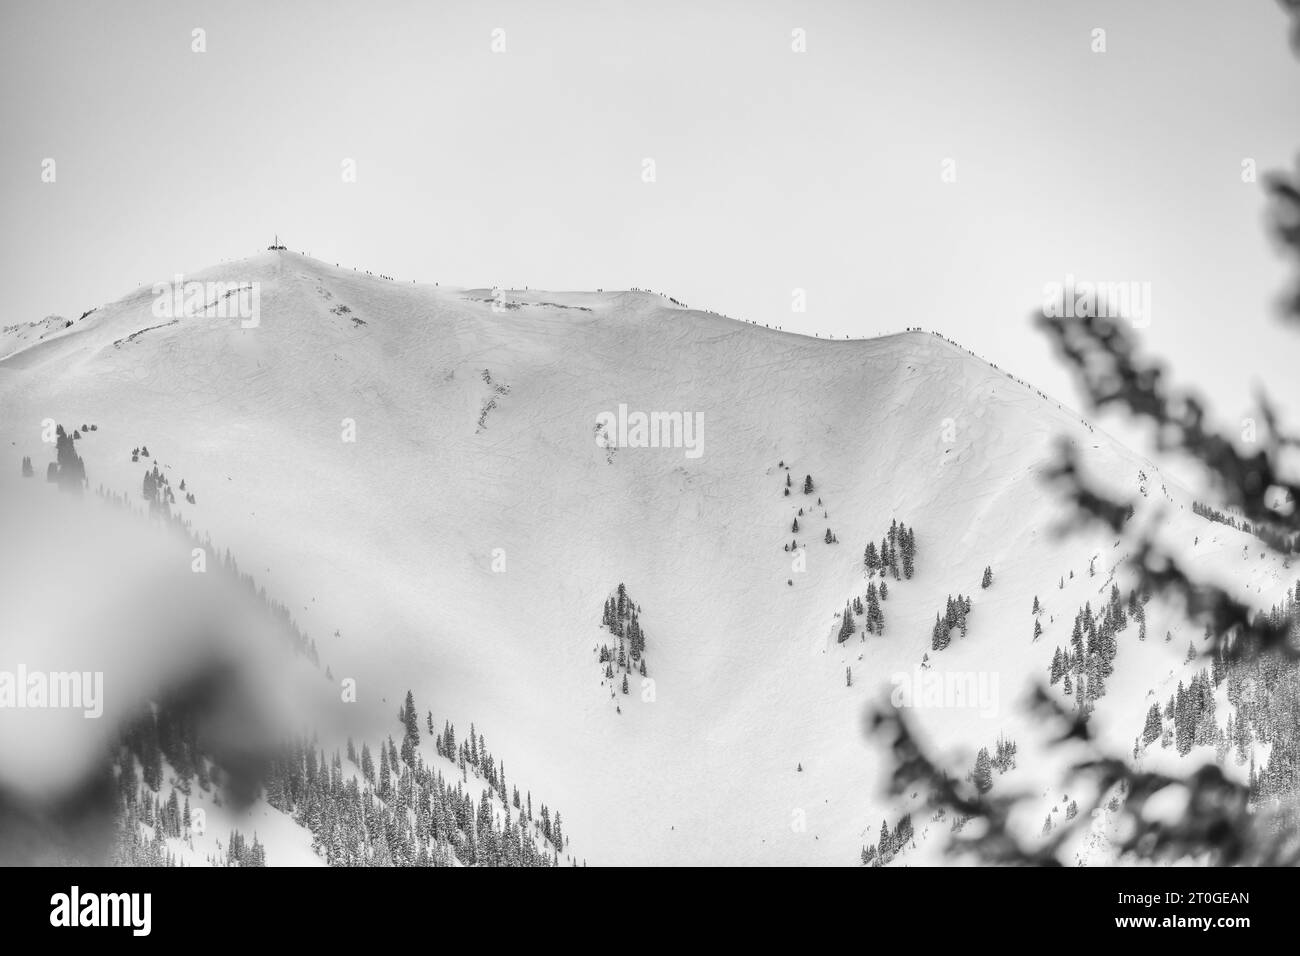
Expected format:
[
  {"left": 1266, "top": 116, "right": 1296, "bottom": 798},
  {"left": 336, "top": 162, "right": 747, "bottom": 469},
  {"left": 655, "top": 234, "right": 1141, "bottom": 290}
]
[
  {"left": 2, "top": 250, "right": 1292, "bottom": 865},
  {"left": 1, "top": 314, "right": 83, "bottom": 361}
]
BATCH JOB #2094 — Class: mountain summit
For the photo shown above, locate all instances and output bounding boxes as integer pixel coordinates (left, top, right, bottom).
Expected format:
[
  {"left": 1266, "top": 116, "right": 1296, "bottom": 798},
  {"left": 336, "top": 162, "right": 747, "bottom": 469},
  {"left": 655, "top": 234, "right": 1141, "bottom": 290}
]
[{"left": 1, "top": 251, "right": 1287, "bottom": 864}]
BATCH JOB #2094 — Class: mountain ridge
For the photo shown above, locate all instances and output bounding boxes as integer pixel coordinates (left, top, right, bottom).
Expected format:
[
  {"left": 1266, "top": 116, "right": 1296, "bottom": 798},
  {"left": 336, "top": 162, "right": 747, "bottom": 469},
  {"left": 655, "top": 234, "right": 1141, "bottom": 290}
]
[{"left": 2, "top": 248, "right": 1286, "bottom": 865}]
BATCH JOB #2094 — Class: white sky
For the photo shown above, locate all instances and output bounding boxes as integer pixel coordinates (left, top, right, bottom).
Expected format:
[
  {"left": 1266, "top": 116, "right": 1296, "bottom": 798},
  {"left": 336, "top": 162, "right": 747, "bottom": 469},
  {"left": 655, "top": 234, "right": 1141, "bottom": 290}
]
[{"left": 2, "top": 0, "right": 1297, "bottom": 449}]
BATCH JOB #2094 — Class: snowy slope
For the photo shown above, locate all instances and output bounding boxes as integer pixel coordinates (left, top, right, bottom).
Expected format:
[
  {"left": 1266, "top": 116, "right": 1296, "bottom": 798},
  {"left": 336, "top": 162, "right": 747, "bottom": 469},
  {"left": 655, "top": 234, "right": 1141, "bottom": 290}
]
[
  {"left": 2, "top": 250, "right": 1290, "bottom": 865},
  {"left": 0, "top": 314, "right": 80, "bottom": 361}
]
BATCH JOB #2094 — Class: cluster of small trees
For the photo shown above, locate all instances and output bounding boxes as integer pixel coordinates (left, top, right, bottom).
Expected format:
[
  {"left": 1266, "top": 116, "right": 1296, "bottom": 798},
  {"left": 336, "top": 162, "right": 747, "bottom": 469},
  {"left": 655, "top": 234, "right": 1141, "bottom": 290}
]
[
  {"left": 109, "top": 793, "right": 236, "bottom": 867},
  {"left": 930, "top": 594, "right": 971, "bottom": 650},
  {"left": 838, "top": 580, "right": 887, "bottom": 642},
  {"left": 993, "top": 734, "right": 1018, "bottom": 773},
  {"left": 1136, "top": 583, "right": 1300, "bottom": 807},
  {"left": 141, "top": 463, "right": 178, "bottom": 511},
  {"left": 138, "top": 457, "right": 197, "bottom": 508},
  {"left": 43, "top": 424, "right": 86, "bottom": 493},
  {"left": 598, "top": 583, "right": 649, "bottom": 697},
  {"left": 111, "top": 682, "right": 572, "bottom": 866},
  {"left": 1042, "top": 798, "right": 1081, "bottom": 837},
  {"left": 971, "top": 735, "right": 1018, "bottom": 795},
  {"left": 863, "top": 519, "right": 916, "bottom": 580},
  {"left": 1139, "top": 670, "right": 1219, "bottom": 758},
  {"left": 225, "top": 830, "right": 267, "bottom": 867},
  {"left": 263, "top": 690, "right": 568, "bottom": 866},
  {"left": 1228, "top": 583, "right": 1300, "bottom": 804},
  {"left": 1048, "top": 583, "right": 1146, "bottom": 718},
  {"left": 780, "top": 463, "right": 838, "bottom": 546},
  {"left": 778, "top": 465, "right": 815, "bottom": 498},
  {"left": 108, "top": 688, "right": 267, "bottom": 866},
  {"left": 861, "top": 813, "right": 914, "bottom": 866},
  {"left": 1192, "top": 500, "right": 1298, "bottom": 553}
]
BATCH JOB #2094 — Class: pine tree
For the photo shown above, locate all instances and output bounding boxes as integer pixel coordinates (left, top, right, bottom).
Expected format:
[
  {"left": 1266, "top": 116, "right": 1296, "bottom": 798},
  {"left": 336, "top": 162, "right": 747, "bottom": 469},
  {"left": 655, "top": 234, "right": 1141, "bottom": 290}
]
[
  {"left": 931, "top": 613, "right": 949, "bottom": 651},
  {"left": 1142, "top": 703, "right": 1163, "bottom": 745},
  {"left": 1050, "top": 646, "right": 1064, "bottom": 684},
  {"left": 378, "top": 745, "right": 391, "bottom": 797},
  {"left": 981, "top": 566, "right": 993, "bottom": 588},
  {"left": 803, "top": 474, "right": 814, "bottom": 494},
  {"left": 402, "top": 690, "right": 420, "bottom": 750},
  {"left": 972, "top": 747, "right": 993, "bottom": 795},
  {"left": 866, "top": 586, "right": 884, "bottom": 634},
  {"left": 864, "top": 541, "right": 879, "bottom": 573},
  {"left": 837, "top": 604, "right": 856, "bottom": 643},
  {"left": 51, "top": 425, "right": 85, "bottom": 493}
]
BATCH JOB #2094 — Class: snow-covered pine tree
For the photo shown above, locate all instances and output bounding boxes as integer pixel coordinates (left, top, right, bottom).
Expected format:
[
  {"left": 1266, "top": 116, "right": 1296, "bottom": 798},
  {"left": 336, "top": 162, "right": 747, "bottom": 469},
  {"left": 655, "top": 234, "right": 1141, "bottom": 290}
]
[
  {"left": 1142, "top": 702, "right": 1162, "bottom": 745},
  {"left": 972, "top": 747, "right": 993, "bottom": 794}
]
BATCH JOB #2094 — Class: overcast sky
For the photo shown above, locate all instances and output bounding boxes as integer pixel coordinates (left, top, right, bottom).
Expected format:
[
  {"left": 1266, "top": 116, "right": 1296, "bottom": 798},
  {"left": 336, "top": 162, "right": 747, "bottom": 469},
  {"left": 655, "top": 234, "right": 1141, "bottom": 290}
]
[{"left": 3, "top": 0, "right": 1297, "bottom": 448}]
